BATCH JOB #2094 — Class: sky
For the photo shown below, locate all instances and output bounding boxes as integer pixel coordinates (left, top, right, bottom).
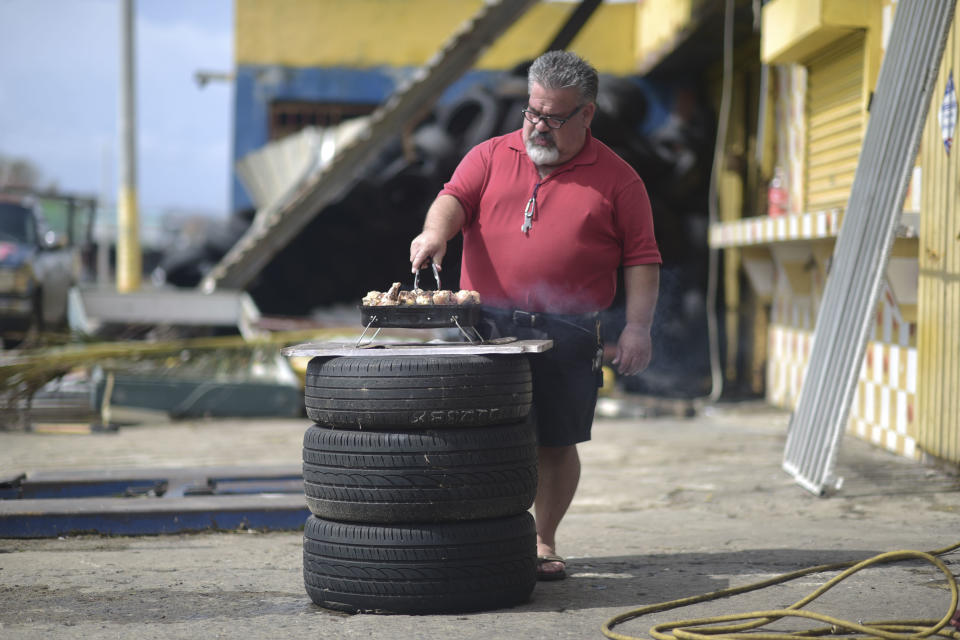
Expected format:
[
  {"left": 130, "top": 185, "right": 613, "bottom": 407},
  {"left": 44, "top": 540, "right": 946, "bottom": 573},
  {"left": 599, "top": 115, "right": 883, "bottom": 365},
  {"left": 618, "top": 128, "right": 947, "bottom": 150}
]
[{"left": 0, "top": 0, "right": 234, "bottom": 217}]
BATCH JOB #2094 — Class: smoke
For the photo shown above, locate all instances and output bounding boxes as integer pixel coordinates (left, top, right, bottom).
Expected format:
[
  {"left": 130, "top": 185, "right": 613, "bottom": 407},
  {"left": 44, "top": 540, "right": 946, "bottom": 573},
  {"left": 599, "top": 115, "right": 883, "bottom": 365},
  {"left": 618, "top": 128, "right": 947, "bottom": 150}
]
[{"left": 517, "top": 278, "right": 611, "bottom": 314}]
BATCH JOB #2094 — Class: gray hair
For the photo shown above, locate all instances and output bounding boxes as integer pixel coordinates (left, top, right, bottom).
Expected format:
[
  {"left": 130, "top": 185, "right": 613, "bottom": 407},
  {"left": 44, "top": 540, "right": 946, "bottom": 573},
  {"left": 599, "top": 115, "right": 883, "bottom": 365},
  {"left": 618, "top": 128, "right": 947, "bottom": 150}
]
[{"left": 527, "top": 51, "right": 599, "bottom": 104}]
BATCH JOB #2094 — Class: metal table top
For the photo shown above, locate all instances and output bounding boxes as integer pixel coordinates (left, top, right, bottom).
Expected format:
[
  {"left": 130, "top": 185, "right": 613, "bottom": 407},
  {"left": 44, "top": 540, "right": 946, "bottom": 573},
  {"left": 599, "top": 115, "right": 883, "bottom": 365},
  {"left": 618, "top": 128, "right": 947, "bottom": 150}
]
[{"left": 281, "top": 339, "right": 553, "bottom": 358}]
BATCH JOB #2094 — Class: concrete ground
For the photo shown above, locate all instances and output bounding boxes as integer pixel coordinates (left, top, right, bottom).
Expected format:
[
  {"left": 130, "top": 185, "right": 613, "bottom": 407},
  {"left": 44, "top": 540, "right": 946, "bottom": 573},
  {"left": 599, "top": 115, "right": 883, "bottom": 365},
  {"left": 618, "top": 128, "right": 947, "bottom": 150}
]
[{"left": 1, "top": 401, "right": 958, "bottom": 639}]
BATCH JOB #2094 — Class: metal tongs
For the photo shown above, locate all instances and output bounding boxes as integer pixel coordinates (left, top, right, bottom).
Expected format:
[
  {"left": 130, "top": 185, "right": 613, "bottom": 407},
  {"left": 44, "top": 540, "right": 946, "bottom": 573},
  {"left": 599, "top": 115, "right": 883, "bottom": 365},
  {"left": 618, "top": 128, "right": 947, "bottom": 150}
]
[{"left": 413, "top": 260, "right": 442, "bottom": 291}]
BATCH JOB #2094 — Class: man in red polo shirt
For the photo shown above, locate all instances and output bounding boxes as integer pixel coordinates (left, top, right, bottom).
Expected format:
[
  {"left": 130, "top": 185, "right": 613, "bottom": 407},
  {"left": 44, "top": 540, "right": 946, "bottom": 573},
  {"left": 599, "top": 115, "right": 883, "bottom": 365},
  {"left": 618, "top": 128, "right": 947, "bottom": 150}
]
[{"left": 410, "top": 51, "right": 661, "bottom": 581}]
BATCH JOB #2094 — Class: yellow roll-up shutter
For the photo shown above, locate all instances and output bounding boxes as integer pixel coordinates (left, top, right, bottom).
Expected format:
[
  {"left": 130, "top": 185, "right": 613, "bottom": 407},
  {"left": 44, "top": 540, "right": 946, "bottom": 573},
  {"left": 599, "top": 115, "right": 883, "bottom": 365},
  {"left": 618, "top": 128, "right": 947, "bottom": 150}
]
[{"left": 806, "top": 31, "right": 867, "bottom": 213}]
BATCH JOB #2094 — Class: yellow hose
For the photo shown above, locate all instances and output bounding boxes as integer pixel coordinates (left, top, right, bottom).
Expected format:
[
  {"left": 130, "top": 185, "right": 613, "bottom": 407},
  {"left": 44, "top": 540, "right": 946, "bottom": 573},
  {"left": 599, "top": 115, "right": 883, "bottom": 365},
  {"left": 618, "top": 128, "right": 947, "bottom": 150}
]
[{"left": 602, "top": 543, "right": 960, "bottom": 640}]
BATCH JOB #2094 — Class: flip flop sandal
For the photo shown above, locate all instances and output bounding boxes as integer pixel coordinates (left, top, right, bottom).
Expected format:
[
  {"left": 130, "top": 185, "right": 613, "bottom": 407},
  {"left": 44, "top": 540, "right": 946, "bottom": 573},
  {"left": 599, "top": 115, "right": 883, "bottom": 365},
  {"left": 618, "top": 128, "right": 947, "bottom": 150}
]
[{"left": 537, "top": 554, "right": 567, "bottom": 581}]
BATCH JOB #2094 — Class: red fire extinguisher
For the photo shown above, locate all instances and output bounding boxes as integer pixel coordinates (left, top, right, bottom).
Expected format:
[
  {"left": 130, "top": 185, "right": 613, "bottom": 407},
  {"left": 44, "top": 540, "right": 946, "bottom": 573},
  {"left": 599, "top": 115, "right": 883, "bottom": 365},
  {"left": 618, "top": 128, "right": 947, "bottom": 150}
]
[{"left": 768, "top": 167, "right": 787, "bottom": 217}]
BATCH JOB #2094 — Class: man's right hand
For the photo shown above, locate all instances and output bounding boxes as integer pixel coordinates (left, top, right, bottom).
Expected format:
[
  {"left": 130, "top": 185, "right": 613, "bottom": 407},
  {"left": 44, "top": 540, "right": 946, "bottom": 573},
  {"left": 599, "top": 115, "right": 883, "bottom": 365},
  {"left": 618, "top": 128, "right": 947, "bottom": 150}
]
[
  {"left": 409, "top": 229, "right": 447, "bottom": 273},
  {"left": 410, "top": 194, "right": 466, "bottom": 273}
]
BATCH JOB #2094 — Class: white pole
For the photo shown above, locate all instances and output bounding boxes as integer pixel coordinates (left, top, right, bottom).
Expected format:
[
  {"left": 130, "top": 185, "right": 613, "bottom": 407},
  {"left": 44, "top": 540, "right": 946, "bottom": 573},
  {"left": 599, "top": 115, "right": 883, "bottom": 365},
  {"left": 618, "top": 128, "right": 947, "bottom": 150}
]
[{"left": 117, "top": 0, "right": 141, "bottom": 292}]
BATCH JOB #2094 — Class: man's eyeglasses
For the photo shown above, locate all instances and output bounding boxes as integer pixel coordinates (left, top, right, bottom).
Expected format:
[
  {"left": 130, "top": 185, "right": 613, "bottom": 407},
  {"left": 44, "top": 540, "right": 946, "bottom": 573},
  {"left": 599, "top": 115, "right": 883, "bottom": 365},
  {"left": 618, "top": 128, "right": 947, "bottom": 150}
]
[{"left": 521, "top": 105, "right": 584, "bottom": 129}]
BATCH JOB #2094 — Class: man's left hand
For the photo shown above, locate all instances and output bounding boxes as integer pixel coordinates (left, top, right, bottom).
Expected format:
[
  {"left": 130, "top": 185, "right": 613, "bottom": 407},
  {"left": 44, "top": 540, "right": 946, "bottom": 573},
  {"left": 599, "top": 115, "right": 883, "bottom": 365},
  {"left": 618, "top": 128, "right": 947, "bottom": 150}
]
[{"left": 611, "top": 323, "right": 652, "bottom": 376}]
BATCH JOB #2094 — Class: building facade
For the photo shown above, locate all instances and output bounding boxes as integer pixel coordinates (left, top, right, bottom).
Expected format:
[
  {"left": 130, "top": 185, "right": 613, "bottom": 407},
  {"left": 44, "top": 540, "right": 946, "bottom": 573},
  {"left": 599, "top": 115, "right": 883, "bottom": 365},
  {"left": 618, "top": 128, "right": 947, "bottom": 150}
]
[
  {"left": 701, "top": 0, "right": 958, "bottom": 465},
  {"left": 230, "top": 0, "right": 959, "bottom": 467}
]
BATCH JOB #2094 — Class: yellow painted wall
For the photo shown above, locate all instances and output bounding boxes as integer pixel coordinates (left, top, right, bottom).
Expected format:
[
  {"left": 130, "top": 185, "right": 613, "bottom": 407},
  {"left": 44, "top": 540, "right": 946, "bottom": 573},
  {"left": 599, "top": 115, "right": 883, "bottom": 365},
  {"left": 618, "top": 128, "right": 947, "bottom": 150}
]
[
  {"left": 805, "top": 32, "right": 866, "bottom": 213},
  {"left": 761, "top": 0, "right": 875, "bottom": 64},
  {"left": 916, "top": 12, "right": 960, "bottom": 465},
  {"left": 634, "top": 0, "right": 709, "bottom": 72},
  {"left": 236, "top": 0, "right": 638, "bottom": 74}
]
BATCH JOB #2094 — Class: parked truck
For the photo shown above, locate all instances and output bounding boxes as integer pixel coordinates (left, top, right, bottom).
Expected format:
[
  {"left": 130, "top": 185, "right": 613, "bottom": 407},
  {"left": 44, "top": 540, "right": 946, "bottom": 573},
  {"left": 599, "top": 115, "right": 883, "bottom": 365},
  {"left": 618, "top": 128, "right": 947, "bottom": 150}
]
[{"left": 0, "top": 194, "right": 78, "bottom": 344}]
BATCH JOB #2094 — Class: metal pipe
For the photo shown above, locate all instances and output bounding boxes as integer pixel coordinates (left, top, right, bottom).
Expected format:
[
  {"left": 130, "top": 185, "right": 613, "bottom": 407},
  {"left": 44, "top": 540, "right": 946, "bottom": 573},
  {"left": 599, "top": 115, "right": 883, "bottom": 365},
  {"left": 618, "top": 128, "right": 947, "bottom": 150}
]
[{"left": 705, "top": 0, "right": 736, "bottom": 404}]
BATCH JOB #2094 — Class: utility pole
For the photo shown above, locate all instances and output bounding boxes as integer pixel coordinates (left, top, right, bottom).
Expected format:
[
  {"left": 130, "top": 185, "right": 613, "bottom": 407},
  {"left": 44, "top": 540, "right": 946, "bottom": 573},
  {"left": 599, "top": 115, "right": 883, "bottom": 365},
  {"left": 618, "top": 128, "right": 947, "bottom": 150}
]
[{"left": 117, "top": 0, "right": 141, "bottom": 292}]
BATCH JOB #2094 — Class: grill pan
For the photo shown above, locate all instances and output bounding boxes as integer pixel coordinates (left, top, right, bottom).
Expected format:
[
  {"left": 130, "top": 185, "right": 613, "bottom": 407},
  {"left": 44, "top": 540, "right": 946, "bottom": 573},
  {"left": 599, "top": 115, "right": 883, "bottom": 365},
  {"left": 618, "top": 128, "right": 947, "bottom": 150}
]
[
  {"left": 360, "top": 262, "right": 480, "bottom": 329},
  {"left": 359, "top": 304, "right": 480, "bottom": 329}
]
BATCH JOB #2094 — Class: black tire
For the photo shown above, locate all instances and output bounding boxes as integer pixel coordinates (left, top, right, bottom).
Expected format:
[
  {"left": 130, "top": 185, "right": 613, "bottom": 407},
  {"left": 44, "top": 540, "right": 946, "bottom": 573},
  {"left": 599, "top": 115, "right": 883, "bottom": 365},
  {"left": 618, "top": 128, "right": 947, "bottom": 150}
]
[
  {"left": 302, "top": 422, "right": 537, "bottom": 522},
  {"left": 440, "top": 85, "right": 503, "bottom": 154},
  {"left": 303, "top": 513, "right": 536, "bottom": 614},
  {"left": 304, "top": 354, "right": 532, "bottom": 428}
]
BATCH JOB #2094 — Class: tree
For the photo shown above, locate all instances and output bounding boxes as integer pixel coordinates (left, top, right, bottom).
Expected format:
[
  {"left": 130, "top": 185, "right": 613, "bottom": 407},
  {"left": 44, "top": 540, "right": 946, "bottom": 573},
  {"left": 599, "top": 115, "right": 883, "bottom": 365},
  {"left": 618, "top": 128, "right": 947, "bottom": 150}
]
[{"left": 0, "top": 154, "right": 41, "bottom": 190}]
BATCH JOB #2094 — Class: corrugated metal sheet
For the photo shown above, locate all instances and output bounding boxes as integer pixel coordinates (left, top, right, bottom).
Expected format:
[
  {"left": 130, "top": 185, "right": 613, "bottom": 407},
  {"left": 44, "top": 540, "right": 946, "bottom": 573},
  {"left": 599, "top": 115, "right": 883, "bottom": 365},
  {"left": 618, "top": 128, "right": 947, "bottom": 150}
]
[
  {"left": 917, "top": 11, "right": 960, "bottom": 464},
  {"left": 235, "top": 119, "right": 369, "bottom": 211},
  {"left": 782, "top": 0, "right": 956, "bottom": 495},
  {"left": 806, "top": 32, "right": 866, "bottom": 212}
]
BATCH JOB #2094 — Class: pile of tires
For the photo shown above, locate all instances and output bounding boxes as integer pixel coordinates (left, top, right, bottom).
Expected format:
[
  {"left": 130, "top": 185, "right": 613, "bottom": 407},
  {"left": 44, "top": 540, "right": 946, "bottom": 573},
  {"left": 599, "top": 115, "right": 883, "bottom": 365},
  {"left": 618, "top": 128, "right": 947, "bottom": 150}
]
[{"left": 300, "top": 353, "right": 539, "bottom": 614}]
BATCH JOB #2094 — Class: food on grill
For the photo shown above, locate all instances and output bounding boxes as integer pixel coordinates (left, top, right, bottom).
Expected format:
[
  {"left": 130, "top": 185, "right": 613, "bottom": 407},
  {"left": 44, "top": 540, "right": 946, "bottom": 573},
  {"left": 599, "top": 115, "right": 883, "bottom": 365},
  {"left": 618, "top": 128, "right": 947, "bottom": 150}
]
[
  {"left": 362, "top": 282, "right": 401, "bottom": 306},
  {"left": 454, "top": 290, "right": 478, "bottom": 305},
  {"left": 362, "top": 283, "right": 480, "bottom": 306}
]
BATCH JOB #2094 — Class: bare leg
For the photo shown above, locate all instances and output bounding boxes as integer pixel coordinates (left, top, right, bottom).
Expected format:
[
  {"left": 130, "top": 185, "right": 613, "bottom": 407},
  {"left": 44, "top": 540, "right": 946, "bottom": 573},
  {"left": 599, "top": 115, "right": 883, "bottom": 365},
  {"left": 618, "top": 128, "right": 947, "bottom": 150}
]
[{"left": 534, "top": 444, "right": 580, "bottom": 576}]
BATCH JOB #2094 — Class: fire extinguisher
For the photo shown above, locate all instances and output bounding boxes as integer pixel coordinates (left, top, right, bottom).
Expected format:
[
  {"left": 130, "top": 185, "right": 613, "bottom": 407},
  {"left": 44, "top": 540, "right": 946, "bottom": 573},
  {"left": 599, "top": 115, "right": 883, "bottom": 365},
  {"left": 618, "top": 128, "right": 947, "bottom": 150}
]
[{"left": 768, "top": 167, "right": 787, "bottom": 217}]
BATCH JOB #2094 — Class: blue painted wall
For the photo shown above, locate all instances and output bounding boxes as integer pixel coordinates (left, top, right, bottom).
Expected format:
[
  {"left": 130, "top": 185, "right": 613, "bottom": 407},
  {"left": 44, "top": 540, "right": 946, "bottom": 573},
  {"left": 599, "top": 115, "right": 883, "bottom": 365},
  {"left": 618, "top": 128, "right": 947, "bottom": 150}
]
[{"left": 232, "top": 65, "right": 502, "bottom": 212}]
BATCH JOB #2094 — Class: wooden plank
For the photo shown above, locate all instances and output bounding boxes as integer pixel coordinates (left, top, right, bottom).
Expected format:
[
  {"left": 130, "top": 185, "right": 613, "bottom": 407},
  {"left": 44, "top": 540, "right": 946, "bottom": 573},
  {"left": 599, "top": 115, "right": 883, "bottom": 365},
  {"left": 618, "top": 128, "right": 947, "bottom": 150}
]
[
  {"left": 916, "top": 16, "right": 959, "bottom": 463},
  {"left": 947, "top": 23, "right": 959, "bottom": 462},
  {"left": 945, "top": 24, "right": 959, "bottom": 461}
]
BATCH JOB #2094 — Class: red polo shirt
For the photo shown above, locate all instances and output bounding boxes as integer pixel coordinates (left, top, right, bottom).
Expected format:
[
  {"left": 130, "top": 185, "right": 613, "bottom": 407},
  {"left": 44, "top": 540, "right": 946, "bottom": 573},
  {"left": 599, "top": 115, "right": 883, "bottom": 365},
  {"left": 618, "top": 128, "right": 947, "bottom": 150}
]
[{"left": 439, "top": 129, "right": 661, "bottom": 313}]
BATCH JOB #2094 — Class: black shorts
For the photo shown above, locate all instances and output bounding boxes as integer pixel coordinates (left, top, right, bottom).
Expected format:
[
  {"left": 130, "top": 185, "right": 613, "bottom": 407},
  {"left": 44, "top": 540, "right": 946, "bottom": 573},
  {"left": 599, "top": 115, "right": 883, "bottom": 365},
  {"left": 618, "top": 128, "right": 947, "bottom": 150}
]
[{"left": 475, "top": 306, "right": 603, "bottom": 447}]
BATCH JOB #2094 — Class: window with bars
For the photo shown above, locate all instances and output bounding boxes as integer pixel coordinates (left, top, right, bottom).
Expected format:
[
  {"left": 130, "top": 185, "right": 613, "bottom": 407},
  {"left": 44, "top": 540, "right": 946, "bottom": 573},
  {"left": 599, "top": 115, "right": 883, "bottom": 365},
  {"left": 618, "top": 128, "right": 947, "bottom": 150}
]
[{"left": 268, "top": 101, "right": 377, "bottom": 140}]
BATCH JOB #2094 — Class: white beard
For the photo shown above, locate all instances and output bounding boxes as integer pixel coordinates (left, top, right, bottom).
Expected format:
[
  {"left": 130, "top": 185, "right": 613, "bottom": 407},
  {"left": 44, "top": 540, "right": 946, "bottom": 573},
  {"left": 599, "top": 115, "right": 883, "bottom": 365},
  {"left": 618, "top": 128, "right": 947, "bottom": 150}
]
[{"left": 525, "top": 135, "right": 561, "bottom": 166}]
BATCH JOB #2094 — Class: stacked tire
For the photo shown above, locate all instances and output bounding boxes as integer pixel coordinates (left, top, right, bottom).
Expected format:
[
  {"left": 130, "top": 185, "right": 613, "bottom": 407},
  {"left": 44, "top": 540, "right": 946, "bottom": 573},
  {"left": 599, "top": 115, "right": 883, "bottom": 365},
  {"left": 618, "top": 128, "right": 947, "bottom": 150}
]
[{"left": 301, "top": 353, "right": 538, "bottom": 614}]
